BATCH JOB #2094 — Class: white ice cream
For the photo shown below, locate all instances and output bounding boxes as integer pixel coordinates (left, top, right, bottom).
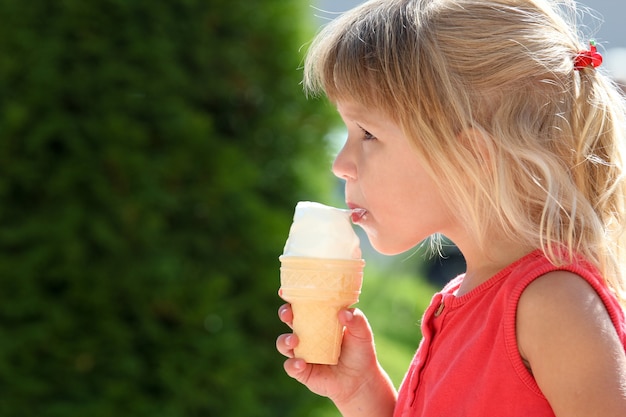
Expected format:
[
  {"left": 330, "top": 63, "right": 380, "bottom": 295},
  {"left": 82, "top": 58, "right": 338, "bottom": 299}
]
[{"left": 282, "top": 201, "right": 361, "bottom": 259}]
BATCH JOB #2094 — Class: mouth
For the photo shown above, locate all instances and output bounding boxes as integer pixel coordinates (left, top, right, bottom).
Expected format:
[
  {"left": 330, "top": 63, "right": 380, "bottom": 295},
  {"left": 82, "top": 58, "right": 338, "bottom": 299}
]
[{"left": 349, "top": 207, "right": 368, "bottom": 223}]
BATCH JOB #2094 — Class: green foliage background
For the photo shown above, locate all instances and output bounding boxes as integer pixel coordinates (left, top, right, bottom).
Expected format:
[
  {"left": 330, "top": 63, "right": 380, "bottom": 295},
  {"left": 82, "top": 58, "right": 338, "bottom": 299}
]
[{"left": 0, "top": 0, "right": 341, "bottom": 415}]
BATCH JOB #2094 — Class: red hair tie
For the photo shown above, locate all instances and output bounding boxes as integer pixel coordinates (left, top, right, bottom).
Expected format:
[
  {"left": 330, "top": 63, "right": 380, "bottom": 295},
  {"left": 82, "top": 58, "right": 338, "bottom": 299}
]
[{"left": 574, "top": 40, "right": 603, "bottom": 70}]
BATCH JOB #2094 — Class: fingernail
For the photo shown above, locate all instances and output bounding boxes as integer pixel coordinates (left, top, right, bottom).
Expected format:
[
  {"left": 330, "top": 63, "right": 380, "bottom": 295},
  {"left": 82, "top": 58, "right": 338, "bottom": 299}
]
[
  {"left": 285, "top": 335, "right": 293, "bottom": 346},
  {"left": 342, "top": 309, "right": 354, "bottom": 322},
  {"left": 279, "top": 305, "right": 288, "bottom": 317},
  {"left": 346, "top": 310, "right": 354, "bottom": 320},
  {"left": 294, "top": 359, "right": 305, "bottom": 370}
]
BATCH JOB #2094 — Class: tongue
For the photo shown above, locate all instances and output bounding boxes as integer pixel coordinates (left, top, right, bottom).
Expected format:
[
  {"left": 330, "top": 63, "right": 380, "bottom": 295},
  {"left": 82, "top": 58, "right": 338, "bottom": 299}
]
[{"left": 351, "top": 208, "right": 367, "bottom": 222}]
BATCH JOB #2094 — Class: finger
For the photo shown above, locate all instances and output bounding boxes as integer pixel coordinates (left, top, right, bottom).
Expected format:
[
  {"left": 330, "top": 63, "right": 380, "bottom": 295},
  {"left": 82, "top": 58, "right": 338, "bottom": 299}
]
[
  {"left": 276, "top": 333, "right": 298, "bottom": 358},
  {"left": 278, "top": 303, "right": 293, "bottom": 328},
  {"left": 283, "top": 357, "right": 310, "bottom": 380},
  {"left": 336, "top": 308, "right": 378, "bottom": 368},
  {"left": 339, "top": 308, "right": 374, "bottom": 344}
]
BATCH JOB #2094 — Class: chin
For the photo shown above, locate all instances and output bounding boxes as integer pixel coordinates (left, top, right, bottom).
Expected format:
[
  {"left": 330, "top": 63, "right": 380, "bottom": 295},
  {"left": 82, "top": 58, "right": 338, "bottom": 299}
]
[
  {"left": 361, "top": 226, "right": 423, "bottom": 256},
  {"left": 369, "top": 239, "right": 415, "bottom": 256}
]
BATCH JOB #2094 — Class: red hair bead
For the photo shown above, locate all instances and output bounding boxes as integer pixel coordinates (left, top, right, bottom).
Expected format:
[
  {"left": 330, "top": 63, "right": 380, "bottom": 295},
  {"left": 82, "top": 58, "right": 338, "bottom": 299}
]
[{"left": 574, "top": 40, "right": 603, "bottom": 70}]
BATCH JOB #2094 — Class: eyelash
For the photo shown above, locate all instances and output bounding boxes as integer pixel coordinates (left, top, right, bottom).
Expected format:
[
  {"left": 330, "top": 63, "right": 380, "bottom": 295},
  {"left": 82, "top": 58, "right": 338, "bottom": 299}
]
[{"left": 358, "top": 125, "right": 376, "bottom": 141}]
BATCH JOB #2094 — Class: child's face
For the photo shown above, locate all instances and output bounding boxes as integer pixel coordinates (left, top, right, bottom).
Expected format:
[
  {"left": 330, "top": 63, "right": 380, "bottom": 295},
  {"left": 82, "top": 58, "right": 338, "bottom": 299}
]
[{"left": 334, "top": 101, "right": 453, "bottom": 255}]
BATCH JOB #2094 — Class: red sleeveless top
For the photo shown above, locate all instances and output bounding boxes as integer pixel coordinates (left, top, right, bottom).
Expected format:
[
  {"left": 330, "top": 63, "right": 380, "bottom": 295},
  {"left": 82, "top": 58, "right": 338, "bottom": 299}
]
[{"left": 394, "top": 250, "right": 626, "bottom": 417}]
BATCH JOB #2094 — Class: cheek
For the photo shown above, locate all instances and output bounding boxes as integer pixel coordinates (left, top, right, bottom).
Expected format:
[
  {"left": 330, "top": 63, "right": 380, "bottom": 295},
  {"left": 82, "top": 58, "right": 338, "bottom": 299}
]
[
  {"left": 372, "top": 171, "right": 448, "bottom": 250},
  {"left": 363, "top": 195, "right": 428, "bottom": 254},
  {"left": 364, "top": 218, "right": 424, "bottom": 255}
]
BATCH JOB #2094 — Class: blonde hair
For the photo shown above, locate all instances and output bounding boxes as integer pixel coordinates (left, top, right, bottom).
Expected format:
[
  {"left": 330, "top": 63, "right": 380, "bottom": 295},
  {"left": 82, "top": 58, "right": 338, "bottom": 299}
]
[{"left": 304, "top": 0, "right": 626, "bottom": 306}]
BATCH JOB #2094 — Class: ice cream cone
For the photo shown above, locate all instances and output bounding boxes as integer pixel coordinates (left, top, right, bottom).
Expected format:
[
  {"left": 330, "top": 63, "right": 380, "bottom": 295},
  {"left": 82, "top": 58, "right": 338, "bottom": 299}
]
[{"left": 279, "top": 256, "right": 365, "bottom": 365}]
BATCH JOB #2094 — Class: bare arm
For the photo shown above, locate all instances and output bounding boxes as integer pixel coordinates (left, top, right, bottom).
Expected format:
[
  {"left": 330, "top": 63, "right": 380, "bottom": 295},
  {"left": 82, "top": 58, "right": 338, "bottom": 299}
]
[{"left": 517, "top": 271, "right": 626, "bottom": 417}]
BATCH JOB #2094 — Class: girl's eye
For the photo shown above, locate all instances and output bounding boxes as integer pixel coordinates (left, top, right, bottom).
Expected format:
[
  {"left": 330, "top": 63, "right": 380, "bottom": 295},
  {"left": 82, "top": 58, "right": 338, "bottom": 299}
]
[{"left": 358, "top": 126, "right": 376, "bottom": 141}]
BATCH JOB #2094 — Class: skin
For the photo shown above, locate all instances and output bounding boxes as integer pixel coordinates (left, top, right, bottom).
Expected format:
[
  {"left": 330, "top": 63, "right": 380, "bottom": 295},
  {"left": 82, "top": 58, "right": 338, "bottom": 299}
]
[
  {"left": 276, "top": 100, "right": 626, "bottom": 417},
  {"left": 331, "top": 101, "right": 454, "bottom": 256},
  {"left": 517, "top": 272, "right": 626, "bottom": 417}
]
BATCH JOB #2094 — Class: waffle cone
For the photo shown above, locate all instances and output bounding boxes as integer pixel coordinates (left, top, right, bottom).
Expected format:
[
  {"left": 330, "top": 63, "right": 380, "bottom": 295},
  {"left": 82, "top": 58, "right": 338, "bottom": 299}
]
[{"left": 278, "top": 256, "right": 365, "bottom": 364}]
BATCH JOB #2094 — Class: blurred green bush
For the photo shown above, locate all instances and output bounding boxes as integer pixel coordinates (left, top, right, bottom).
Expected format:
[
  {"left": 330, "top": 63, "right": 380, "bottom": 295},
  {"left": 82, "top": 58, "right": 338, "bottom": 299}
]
[{"left": 0, "top": 0, "right": 337, "bottom": 415}]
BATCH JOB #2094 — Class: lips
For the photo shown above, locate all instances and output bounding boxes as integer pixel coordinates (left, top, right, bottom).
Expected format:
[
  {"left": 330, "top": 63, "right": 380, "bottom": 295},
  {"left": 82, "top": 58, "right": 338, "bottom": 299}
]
[{"left": 350, "top": 207, "right": 368, "bottom": 223}]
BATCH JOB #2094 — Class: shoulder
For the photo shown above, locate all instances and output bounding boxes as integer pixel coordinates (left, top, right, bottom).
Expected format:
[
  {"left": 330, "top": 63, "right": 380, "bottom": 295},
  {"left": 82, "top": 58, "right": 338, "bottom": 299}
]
[
  {"left": 516, "top": 271, "right": 613, "bottom": 362},
  {"left": 517, "top": 270, "right": 619, "bottom": 358},
  {"left": 516, "top": 270, "right": 626, "bottom": 416},
  {"left": 518, "top": 270, "right": 605, "bottom": 319}
]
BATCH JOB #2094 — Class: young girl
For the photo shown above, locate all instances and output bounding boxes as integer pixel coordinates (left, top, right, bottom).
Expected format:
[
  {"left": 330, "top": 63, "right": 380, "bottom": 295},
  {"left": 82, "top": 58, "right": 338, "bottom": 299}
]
[{"left": 276, "top": 0, "right": 626, "bottom": 416}]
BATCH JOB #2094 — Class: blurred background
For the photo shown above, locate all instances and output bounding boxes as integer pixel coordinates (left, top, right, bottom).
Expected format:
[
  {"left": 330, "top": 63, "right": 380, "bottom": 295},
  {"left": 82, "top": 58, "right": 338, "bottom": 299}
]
[{"left": 0, "top": 1, "right": 621, "bottom": 417}]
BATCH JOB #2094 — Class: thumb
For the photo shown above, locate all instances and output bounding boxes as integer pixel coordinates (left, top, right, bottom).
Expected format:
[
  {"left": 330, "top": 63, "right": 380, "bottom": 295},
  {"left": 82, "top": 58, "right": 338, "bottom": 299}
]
[
  {"left": 337, "top": 308, "right": 378, "bottom": 369},
  {"left": 339, "top": 308, "right": 374, "bottom": 344}
]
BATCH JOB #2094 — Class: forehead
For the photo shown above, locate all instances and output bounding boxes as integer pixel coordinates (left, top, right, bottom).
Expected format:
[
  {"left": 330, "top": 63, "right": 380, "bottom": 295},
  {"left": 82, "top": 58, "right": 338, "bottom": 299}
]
[
  {"left": 336, "top": 101, "right": 366, "bottom": 118},
  {"left": 336, "top": 101, "right": 384, "bottom": 128},
  {"left": 336, "top": 100, "right": 394, "bottom": 123},
  {"left": 336, "top": 100, "right": 408, "bottom": 137},
  {"left": 335, "top": 101, "right": 403, "bottom": 132}
]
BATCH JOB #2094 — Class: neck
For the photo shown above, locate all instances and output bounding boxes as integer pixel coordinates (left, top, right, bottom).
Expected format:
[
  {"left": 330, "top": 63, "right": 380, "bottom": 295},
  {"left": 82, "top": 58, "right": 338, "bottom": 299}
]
[{"left": 453, "top": 239, "right": 533, "bottom": 297}]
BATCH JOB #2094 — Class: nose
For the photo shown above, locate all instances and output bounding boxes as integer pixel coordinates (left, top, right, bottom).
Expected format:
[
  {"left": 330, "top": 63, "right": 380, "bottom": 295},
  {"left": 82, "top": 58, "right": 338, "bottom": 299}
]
[{"left": 332, "top": 139, "right": 357, "bottom": 181}]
